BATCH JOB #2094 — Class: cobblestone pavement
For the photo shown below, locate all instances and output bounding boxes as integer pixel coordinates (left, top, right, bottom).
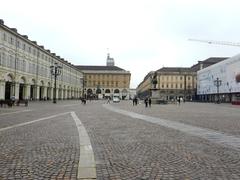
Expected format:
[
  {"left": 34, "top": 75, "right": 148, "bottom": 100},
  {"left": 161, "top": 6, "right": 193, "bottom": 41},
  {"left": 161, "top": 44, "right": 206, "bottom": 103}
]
[
  {"left": 77, "top": 101, "right": 240, "bottom": 179},
  {"left": 0, "top": 102, "right": 80, "bottom": 179},
  {"left": 1, "top": 100, "right": 240, "bottom": 179}
]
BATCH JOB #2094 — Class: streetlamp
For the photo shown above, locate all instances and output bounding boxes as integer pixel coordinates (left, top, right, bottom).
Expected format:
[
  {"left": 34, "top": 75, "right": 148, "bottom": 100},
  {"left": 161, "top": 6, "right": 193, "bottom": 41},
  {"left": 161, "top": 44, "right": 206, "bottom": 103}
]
[
  {"left": 214, "top": 77, "right": 222, "bottom": 104},
  {"left": 50, "top": 63, "right": 62, "bottom": 103},
  {"left": 226, "top": 82, "right": 232, "bottom": 103}
]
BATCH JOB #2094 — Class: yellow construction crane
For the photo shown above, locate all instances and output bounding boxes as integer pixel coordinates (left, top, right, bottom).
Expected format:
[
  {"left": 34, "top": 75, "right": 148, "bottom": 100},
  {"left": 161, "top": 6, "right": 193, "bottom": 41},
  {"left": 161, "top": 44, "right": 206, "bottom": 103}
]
[{"left": 188, "top": 38, "right": 240, "bottom": 47}]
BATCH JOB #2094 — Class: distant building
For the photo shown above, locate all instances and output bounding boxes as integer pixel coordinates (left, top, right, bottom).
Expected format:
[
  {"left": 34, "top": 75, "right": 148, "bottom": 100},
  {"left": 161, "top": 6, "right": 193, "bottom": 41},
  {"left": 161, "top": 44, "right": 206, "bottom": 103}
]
[
  {"left": 136, "top": 57, "right": 226, "bottom": 101},
  {"left": 197, "top": 54, "right": 240, "bottom": 103},
  {"left": 191, "top": 57, "right": 228, "bottom": 71},
  {"left": 76, "top": 54, "right": 131, "bottom": 100},
  {"left": 137, "top": 67, "right": 196, "bottom": 101}
]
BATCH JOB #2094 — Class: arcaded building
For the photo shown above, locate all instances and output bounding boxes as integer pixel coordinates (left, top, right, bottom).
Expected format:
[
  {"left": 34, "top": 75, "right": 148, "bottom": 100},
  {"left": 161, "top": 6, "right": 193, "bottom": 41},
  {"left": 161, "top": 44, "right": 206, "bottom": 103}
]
[
  {"left": 76, "top": 54, "right": 131, "bottom": 100},
  {"left": 0, "top": 19, "right": 83, "bottom": 101}
]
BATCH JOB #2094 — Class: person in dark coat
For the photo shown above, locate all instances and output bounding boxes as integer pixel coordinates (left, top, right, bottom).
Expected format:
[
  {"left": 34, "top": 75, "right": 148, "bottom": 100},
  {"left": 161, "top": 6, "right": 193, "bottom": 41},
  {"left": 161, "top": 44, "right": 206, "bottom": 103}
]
[
  {"left": 144, "top": 98, "right": 148, "bottom": 107},
  {"left": 148, "top": 98, "right": 151, "bottom": 107}
]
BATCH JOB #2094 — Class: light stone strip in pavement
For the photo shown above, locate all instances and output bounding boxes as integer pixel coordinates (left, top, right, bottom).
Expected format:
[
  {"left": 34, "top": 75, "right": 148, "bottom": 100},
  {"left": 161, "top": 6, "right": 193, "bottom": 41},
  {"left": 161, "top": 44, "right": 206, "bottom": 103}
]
[
  {"left": 0, "top": 112, "right": 70, "bottom": 132},
  {"left": 70, "top": 111, "right": 96, "bottom": 180},
  {"left": 0, "top": 109, "right": 32, "bottom": 116},
  {"left": 0, "top": 111, "right": 96, "bottom": 179},
  {"left": 104, "top": 104, "right": 240, "bottom": 150},
  {"left": 62, "top": 103, "right": 82, "bottom": 107}
]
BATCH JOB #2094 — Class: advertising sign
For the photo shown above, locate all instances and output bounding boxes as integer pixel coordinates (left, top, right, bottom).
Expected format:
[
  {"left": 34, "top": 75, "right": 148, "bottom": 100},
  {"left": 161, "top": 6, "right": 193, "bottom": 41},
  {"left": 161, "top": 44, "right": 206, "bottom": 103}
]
[{"left": 197, "top": 54, "right": 240, "bottom": 95}]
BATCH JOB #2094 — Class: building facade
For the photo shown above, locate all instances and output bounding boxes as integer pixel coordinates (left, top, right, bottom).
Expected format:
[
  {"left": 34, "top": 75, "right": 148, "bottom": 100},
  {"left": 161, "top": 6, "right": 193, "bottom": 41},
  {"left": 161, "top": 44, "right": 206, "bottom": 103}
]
[
  {"left": 0, "top": 19, "right": 83, "bottom": 101},
  {"left": 76, "top": 55, "right": 131, "bottom": 100},
  {"left": 137, "top": 68, "right": 196, "bottom": 101},
  {"left": 197, "top": 54, "right": 240, "bottom": 103},
  {"left": 136, "top": 57, "right": 226, "bottom": 102}
]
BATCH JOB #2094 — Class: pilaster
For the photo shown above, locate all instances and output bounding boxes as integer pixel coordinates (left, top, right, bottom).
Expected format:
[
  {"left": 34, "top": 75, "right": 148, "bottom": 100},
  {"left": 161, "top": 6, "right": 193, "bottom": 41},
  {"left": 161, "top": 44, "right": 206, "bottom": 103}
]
[{"left": 0, "top": 81, "right": 5, "bottom": 100}]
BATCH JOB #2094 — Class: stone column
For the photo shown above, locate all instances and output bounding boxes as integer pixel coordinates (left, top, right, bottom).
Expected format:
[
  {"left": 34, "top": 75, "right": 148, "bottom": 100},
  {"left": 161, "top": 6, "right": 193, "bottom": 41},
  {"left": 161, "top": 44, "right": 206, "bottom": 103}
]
[
  {"left": 25, "top": 84, "right": 31, "bottom": 100},
  {"left": 43, "top": 86, "right": 47, "bottom": 99},
  {"left": 50, "top": 87, "right": 53, "bottom": 100},
  {"left": 15, "top": 83, "right": 20, "bottom": 100},
  {"left": 61, "top": 89, "right": 64, "bottom": 99},
  {"left": 56, "top": 88, "right": 59, "bottom": 100},
  {"left": 0, "top": 81, "right": 5, "bottom": 100},
  {"left": 63, "top": 89, "right": 66, "bottom": 99},
  {"left": 36, "top": 86, "right": 40, "bottom": 100}
]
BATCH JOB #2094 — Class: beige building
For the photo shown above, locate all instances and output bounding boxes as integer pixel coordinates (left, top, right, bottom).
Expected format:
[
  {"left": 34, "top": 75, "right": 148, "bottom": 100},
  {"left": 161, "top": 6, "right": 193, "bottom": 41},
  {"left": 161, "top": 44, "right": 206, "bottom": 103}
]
[
  {"left": 76, "top": 54, "right": 131, "bottom": 100},
  {"left": 0, "top": 19, "right": 83, "bottom": 101},
  {"left": 137, "top": 57, "right": 226, "bottom": 102},
  {"left": 137, "top": 68, "right": 196, "bottom": 101}
]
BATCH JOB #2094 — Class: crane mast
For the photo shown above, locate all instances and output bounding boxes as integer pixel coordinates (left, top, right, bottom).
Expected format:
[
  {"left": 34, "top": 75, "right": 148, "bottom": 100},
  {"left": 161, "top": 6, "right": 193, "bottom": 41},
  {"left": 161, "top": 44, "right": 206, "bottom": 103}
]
[{"left": 188, "top": 38, "right": 240, "bottom": 47}]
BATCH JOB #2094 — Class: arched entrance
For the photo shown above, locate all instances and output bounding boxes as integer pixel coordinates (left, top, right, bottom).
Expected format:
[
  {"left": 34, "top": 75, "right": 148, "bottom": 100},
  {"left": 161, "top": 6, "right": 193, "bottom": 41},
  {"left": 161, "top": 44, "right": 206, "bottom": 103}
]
[
  {"left": 58, "top": 85, "right": 62, "bottom": 100},
  {"left": 114, "top": 89, "right": 120, "bottom": 93},
  {"left": 63, "top": 85, "right": 66, "bottom": 99},
  {"left": 39, "top": 81, "right": 44, "bottom": 100},
  {"left": 19, "top": 77, "right": 26, "bottom": 100},
  {"left": 87, "top": 89, "right": 93, "bottom": 99},
  {"left": 30, "top": 79, "right": 36, "bottom": 100},
  {"left": 96, "top": 88, "right": 101, "bottom": 94},
  {"left": 105, "top": 89, "right": 111, "bottom": 99},
  {"left": 47, "top": 82, "right": 51, "bottom": 100},
  {"left": 5, "top": 74, "right": 14, "bottom": 100},
  {"left": 122, "top": 89, "right": 128, "bottom": 100},
  {"left": 113, "top": 89, "right": 120, "bottom": 99}
]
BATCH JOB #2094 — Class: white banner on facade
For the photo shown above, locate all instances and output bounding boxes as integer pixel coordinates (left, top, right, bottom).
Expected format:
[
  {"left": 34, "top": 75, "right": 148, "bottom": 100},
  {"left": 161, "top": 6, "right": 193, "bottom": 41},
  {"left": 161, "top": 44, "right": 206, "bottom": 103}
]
[{"left": 197, "top": 54, "right": 240, "bottom": 95}]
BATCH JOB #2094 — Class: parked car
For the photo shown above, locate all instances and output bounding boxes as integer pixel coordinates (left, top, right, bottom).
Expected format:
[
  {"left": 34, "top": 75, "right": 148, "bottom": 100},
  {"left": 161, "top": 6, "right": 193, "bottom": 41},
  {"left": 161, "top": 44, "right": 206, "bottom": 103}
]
[{"left": 113, "top": 96, "right": 120, "bottom": 103}]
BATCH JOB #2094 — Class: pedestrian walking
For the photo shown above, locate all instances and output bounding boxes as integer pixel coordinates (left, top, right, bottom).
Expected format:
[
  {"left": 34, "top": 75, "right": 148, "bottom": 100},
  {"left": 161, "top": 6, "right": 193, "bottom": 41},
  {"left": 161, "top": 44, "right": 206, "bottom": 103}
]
[
  {"left": 178, "top": 97, "right": 181, "bottom": 105},
  {"left": 107, "top": 97, "right": 110, "bottom": 104},
  {"left": 148, "top": 98, "right": 151, "bottom": 107},
  {"left": 133, "top": 97, "right": 138, "bottom": 106},
  {"left": 144, "top": 97, "right": 148, "bottom": 107}
]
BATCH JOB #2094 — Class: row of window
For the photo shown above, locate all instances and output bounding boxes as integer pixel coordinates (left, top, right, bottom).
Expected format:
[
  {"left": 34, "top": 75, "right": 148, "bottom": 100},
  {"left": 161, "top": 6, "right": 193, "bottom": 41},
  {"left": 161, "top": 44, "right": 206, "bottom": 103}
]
[
  {"left": 3, "top": 32, "right": 52, "bottom": 61},
  {"left": 160, "top": 83, "right": 193, "bottom": 89},
  {"left": 87, "top": 74, "right": 129, "bottom": 80},
  {"left": 0, "top": 53, "right": 81, "bottom": 85},
  {"left": 87, "top": 81, "right": 120, "bottom": 87},
  {"left": 2, "top": 32, "right": 77, "bottom": 75},
  {"left": 159, "top": 76, "right": 195, "bottom": 81}
]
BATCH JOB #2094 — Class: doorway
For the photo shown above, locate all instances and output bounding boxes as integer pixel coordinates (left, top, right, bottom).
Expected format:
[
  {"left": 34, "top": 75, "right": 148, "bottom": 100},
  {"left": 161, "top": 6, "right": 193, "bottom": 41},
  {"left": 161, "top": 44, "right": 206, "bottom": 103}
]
[{"left": 5, "top": 82, "right": 12, "bottom": 100}]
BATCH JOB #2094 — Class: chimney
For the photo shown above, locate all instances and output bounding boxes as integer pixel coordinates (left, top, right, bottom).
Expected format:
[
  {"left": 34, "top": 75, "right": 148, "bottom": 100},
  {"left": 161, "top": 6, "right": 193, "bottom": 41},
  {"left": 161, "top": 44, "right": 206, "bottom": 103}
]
[
  {"left": 0, "top": 19, "right": 4, "bottom": 25},
  {"left": 11, "top": 28, "right": 18, "bottom": 33}
]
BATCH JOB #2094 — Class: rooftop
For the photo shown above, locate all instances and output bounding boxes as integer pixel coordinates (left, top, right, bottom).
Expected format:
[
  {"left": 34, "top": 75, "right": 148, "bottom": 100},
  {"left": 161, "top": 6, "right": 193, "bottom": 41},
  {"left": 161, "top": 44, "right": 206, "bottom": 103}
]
[
  {"left": 75, "top": 65, "right": 126, "bottom": 71},
  {"left": 156, "top": 67, "right": 192, "bottom": 72}
]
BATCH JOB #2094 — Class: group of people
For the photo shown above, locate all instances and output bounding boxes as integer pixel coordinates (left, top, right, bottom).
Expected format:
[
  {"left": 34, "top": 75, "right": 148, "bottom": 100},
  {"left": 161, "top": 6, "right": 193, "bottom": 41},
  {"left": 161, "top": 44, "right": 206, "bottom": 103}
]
[
  {"left": 132, "top": 97, "right": 139, "bottom": 106},
  {"left": 132, "top": 96, "right": 152, "bottom": 107},
  {"left": 144, "top": 97, "right": 152, "bottom": 108}
]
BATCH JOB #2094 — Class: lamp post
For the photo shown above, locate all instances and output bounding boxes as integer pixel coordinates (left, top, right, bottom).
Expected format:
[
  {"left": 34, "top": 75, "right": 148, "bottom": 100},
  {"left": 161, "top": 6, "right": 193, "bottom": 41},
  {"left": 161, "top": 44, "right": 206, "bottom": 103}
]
[
  {"left": 227, "top": 82, "right": 232, "bottom": 103},
  {"left": 214, "top": 77, "right": 222, "bottom": 104},
  {"left": 228, "top": 88, "right": 232, "bottom": 103},
  {"left": 50, "top": 63, "right": 62, "bottom": 104}
]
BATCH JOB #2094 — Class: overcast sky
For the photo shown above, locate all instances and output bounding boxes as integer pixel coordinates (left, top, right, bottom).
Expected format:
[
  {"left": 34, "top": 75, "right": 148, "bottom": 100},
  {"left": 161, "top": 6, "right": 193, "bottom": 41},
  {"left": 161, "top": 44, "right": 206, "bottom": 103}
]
[{"left": 1, "top": 0, "right": 240, "bottom": 88}]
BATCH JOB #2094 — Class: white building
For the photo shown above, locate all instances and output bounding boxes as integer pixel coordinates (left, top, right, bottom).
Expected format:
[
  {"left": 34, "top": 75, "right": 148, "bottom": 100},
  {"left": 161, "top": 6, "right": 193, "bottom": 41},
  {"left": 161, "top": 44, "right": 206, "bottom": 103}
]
[
  {"left": 197, "top": 54, "right": 240, "bottom": 103},
  {"left": 0, "top": 19, "right": 83, "bottom": 101}
]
